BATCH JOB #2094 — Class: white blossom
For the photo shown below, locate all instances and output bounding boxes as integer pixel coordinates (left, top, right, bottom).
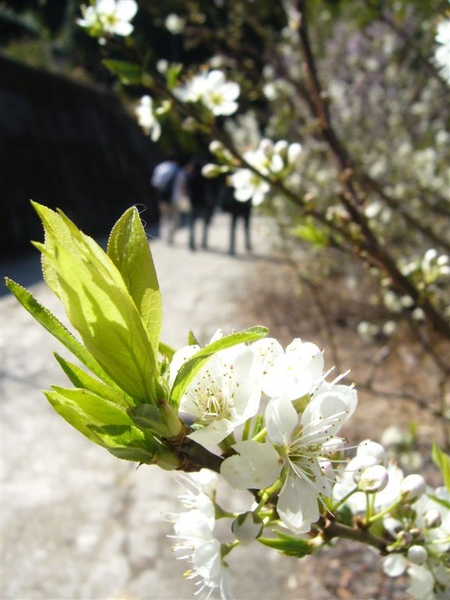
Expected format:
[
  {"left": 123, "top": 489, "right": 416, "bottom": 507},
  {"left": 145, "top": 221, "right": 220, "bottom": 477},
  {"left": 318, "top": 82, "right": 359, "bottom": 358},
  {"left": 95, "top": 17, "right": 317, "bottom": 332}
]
[
  {"left": 135, "top": 96, "right": 161, "bottom": 141},
  {"left": 175, "top": 70, "right": 240, "bottom": 116},
  {"left": 169, "top": 334, "right": 262, "bottom": 446},
  {"left": 435, "top": 19, "right": 450, "bottom": 83},
  {"left": 251, "top": 337, "right": 324, "bottom": 400},
  {"left": 400, "top": 474, "right": 426, "bottom": 502},
  {"left": 169, "top": 471, "right": 233, "bottom": 600},
  {"left": 221, "top": 346, "right": 358, "bottom": 534},
  {"left": 78, "top": 0, "right": 137, "bottom": 37},
  {"left": 266, "top": 385, "right": 357, "bottom": 533},
  {"left": 165, "top": 13, "right": 185, "bottom": 35},
  {"left": 230, "top": 167, "right": 270, "bottom": 206}
]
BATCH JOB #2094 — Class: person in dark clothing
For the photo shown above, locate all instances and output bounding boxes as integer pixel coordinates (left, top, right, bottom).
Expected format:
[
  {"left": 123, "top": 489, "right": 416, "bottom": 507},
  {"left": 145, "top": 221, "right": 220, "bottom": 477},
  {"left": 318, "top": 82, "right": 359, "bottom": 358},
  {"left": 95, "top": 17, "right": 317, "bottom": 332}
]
[
  {"left": 220, "top": 184, "right": 253, "bottom": 255},
  {"left": 185, "top": 159, "right": 215, "bottom": 251}
]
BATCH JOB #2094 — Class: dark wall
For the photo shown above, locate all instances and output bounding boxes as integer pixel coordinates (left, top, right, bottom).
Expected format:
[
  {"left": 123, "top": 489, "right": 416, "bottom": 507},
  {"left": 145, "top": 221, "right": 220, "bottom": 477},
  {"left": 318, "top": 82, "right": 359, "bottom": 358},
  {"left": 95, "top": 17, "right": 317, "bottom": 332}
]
[{"left": 0, "top": 56, "right": 159, "bottom": 255}]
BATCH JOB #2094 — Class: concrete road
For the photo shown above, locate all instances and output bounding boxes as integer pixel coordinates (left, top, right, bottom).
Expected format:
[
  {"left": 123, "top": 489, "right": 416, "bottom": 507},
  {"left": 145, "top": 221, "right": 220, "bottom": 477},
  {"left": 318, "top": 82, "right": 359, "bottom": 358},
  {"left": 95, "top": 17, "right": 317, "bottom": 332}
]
[{"left": 1, "top": 212, "right": 332, "bottom": 600}]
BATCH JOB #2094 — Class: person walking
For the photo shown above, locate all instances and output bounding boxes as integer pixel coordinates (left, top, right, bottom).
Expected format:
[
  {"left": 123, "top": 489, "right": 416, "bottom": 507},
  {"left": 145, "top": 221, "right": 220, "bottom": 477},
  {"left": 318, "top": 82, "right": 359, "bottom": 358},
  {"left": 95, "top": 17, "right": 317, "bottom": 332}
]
[
  {"left": 151, "top": 154, "right": 188, "bottom": 245},
  {"left": 219, "top": 183, "right": 252, "bottom": 255},
  {"left": 185, "top": 158, "right": 215, "bottom": 251}
]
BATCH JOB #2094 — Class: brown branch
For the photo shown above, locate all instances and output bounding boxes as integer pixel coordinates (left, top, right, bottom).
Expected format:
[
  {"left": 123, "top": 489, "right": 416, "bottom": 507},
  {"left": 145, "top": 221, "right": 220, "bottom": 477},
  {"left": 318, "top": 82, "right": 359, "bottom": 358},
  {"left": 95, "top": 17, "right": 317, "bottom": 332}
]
[{"left": 318, "top": 515, "right": 389, "bottom": 554}]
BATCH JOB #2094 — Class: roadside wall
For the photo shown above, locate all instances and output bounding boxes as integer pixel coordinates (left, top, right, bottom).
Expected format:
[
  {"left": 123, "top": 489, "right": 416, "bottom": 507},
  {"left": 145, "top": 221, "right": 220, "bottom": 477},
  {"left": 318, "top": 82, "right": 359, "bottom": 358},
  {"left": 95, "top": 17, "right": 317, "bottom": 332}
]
[{"left": 0, "top": 56, "right": 158, "bottom": 255}]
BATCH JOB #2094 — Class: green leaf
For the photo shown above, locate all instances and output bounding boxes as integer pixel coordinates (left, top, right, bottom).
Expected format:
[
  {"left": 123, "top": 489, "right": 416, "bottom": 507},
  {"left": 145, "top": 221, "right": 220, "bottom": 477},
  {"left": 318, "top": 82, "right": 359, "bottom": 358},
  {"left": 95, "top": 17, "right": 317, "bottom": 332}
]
[
  {"left": 188, "top": 330, "right": 200, "bottom": 346},
  {"left": 45, "top": 386, "right": 163, "bottom": 462},
  {"left": 170, "top": 326, "right": 268, "bottom": 406},
  {"left": 48, "top": 386, "right": 133, "bottom": 425},
  {"left": 88, "top": 424, "right": 160, "bottom": 463},
  {"left": 54, "top": 354, "right": 132, "bottom": 408},
  {"left": 432, "top": 441, "right": 450, "bottom": 491},
  {"left": 166, "top": 63, "right": 183, "bottom": 90},
  {"left": 427, "top": 493, "right": 450, "bottom": 511},
  {"left": 291, "top": 218, "right": 329, "bottom": 248},
  {"left": 128, "top": 402, "right": 183, "bottom": 439},
  {"left": 32, "top": 203, "right": 158, "bottom": 404},
  {"left": 336, "top": 503, "right": 354, "bottom": 528},
  {"left": 259, "top": 532, "right": 313, "bottom": 558},
  {"left": 4, "top": 278, "right": 113, "bottom": 385},
  {"left": 45, "top": 386, "right": 132, "bottom": 442},
  {"left": 102, "top": 59, "right": 144, "bottom": 85},
  {"left": 159, "top": 340, "right": 176, "bottom": 361},
  {"left": 107, "top": 207, "right": 162, "bottom": 354}
]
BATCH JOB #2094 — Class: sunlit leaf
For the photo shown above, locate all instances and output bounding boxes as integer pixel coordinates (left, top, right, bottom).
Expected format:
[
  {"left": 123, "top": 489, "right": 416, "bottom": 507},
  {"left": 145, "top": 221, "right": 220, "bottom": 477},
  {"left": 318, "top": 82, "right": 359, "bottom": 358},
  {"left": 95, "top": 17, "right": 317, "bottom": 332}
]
[
  {"left": 54, "top": 354, "right": 132, "bottom": 408},
  {"left": 107, "top": 207, "right": 162, "bottom": 353},
  {"left": 32, "top": 203, "right": 158, "bottom": 404},
  {"left": 291, "top": 218, "right": 329, "bottom": 248},
  {"left": 4, "top": 278, "right": 112, "bottom": 384}
]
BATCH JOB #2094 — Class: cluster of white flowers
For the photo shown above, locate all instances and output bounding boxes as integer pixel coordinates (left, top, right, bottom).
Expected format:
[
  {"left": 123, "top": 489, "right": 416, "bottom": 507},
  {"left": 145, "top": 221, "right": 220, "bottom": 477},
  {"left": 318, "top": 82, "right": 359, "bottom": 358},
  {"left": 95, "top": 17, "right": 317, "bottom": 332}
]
[
  {"left": 169, "top": 331, "right": 358, "bottom": 535},
  {"left": 167, "top": 332, "right": 450, "bottom": 600},
  {"left": 203, "top": 137, "right": 303, "bottom": 205},
  {"left": 400, "top": 249, "right": 450, "bottom": 288},
  {"left": 334, "top": 440, "right": 450, "bottom": 600},
  {"left": 230, "top": 139, "right": 302, "bottom": 205},
  {"left": 169, "top": 470, "right": 232, "bottom": 600},
  {"left": 78, "top": 0, "right": 137, "bottom": 38},
  {"left": 175, "top": 70, "right": 240, "bottom": 116}
]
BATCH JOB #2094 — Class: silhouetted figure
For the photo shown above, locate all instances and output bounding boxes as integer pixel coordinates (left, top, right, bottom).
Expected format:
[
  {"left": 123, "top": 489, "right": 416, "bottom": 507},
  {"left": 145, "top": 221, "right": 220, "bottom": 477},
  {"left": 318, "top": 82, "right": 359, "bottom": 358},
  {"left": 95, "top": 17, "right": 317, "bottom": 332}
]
[
  {"left": 220, "top": 185, "right": 252, "bottom": 255},
  {"left": 151, "top": 155, "right": 187, "bottom": 245},
  {"left": 185, "top": 159, "right": 215, "bottom": 251}
]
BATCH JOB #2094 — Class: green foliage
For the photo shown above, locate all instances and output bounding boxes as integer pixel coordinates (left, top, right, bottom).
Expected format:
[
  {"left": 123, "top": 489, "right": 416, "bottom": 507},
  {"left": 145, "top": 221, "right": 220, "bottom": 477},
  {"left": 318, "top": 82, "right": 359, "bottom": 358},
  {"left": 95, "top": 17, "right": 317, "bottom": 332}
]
[
  {"left": 45, "top": 386, "right": 164, "bottom": 464},
  {"left": 5, "top": 202, "right": 271, "bottom": 464},
  {"left": 5, "top": 202, "right": 183, "bottom": 462},
  {"left": 259, "top": 531, "right": 313, "bottom": 558},
  {"left": 291, "top": 218, "right": 329, "bottom": 248},
  {"left": 107, "top": 206, "right": 163, "bottom": 354},
  {"left": 102, "top": 59, "right": 145, "bottom": 86},
  {"left": 31, "top": 202, "right": 159, "bottom": 404},
  {"left": 432, "top": 441, "right": 450, "bottom": 492},
  {"left": 4, "top": 278, "right": 116, "bottom": 385}
]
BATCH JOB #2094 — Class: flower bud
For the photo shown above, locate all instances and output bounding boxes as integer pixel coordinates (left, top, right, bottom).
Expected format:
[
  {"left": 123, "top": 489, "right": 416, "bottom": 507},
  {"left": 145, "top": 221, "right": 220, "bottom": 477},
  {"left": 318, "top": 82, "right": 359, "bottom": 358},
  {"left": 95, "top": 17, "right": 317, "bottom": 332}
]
[
  {"left": 400, "top": 474, "right": 426, "bottom": 502},
  {"left": 357, "top": 439, "right": 386, "bottom": 464},
  {"left": 358, "top": 464, "right": 389, "bottom": 493},
  {"left": 383, "top": 517, "right": 402, "bottom": 538},
  {"left": 274, "top": 140, "right": 288, "bottom": 157},
  {"left": 424, "top": 508, "right": 442, "bottom": 528},
  {"left": 398, "top": 530, "right": 412, "bottom": 546},
  {"left": 407, "top": 545, "right": 427, "bottom": 565},
  {"left": 231, "top": 512, "right": 263, "bottom": 544},
  {"left": 347, "top": 454, "right": 378, "bottom": 484},
  {"left": 209, "top": 140, "right": 225, "bottom": 155},
  {"left": 259, "top": 138, "right": 274, "bottom": 156},
  {"left": 201, "top": 163, "right": 228, "bottom": 178},
  {"left": 287, "top": 142, "right": 303, "bottom": 165}
]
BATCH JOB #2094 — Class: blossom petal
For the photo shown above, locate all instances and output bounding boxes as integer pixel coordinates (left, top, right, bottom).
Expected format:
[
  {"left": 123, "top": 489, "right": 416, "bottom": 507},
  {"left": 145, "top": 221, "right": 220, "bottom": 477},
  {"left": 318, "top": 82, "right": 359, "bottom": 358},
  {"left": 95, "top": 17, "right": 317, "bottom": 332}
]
[
  {"left": 278, "top": 473, "right": 320, "bottom": 533},
  {"left": 115, "top": 0, "right": 138, "bottom": 21},
  {"left": 265, "top": 396, "right": 298, "bottom": 444},
  {"left": 383, "top": 554, "right": 408, "bottom": 577},
  {"left": 220, "top": 440, "right": 280, "bottom": 489},
  {"left": 188, "top": 418, "right": 234, "bottom": 445}
]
